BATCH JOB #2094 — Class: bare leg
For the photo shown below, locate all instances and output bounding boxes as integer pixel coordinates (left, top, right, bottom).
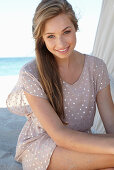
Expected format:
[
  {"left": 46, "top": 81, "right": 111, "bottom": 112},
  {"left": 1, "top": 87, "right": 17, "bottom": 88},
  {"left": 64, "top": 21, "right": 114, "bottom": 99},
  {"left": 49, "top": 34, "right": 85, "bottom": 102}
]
[{"left": 47, "top": 146, "right": 114, "bottom": 170}]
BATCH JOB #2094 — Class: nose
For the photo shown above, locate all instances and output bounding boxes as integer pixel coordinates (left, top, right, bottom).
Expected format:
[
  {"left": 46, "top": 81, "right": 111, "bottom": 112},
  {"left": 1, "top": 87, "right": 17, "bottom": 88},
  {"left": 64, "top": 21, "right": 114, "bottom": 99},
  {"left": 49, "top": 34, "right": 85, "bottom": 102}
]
[{"left": 56, "top": 36, "right": 67, "bottom": 50}]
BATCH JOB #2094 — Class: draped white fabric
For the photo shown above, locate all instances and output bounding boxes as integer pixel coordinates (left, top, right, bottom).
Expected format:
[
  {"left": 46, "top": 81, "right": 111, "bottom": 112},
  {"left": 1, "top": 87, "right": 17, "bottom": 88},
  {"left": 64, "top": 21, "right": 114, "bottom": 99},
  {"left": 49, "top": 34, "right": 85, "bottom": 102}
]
[{"left": 91, "top": 0, "right": 114, "bottom": 133}]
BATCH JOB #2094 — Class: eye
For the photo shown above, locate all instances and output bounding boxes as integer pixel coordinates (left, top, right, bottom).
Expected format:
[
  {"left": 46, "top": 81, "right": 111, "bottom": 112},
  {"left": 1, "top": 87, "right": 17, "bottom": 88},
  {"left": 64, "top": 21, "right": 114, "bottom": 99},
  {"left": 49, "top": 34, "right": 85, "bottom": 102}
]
[
  {"left": 64, "top": 30, "right": 71, "bottom": 34},
  {"left": 47, "top": 35, "right": 55, "bottom": 39}
]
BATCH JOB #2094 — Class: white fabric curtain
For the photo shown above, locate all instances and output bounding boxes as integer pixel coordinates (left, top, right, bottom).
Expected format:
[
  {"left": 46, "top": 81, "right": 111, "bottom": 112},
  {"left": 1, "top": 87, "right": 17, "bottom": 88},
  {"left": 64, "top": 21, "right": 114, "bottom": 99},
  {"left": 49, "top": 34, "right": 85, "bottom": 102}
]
[{"left": 91, "top": 0, "right": 114, "bottom": 133}]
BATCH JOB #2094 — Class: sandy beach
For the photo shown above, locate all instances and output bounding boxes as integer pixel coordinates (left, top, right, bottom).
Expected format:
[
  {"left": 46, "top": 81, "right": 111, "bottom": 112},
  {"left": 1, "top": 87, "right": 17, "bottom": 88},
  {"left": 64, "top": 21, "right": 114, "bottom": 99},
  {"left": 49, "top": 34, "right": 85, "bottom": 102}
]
[
  {"left": 0, "top": 75, "right": 25, "bottom": 170},
  {"left": 0, "top": 75, "right": 19, "bottom": 108}
]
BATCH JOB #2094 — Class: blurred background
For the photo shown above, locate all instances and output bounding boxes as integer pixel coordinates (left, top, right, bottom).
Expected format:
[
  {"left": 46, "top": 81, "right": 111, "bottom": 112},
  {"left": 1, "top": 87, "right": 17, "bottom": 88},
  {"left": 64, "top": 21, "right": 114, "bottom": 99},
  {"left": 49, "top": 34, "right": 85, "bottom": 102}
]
[
  {"left": 0, "top": 0, "right": 102, "bottom": 107},
  {"left": 0, "top": 0, "right": 102, "bottom": 58}
]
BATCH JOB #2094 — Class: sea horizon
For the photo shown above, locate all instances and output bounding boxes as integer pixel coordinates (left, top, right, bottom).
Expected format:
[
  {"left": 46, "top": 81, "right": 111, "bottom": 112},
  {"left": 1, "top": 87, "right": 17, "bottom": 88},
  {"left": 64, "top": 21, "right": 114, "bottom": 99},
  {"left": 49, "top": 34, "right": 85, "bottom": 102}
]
[{"left": 0, "top": 57, "right": 34, "bottom": 76}]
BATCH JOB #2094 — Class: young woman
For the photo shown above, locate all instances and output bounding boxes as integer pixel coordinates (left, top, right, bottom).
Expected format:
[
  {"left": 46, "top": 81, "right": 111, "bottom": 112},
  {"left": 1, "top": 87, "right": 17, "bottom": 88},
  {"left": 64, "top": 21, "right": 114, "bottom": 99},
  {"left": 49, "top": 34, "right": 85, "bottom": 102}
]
[{"left": 7, "top": 0, "right": 114, "bottom": 169}]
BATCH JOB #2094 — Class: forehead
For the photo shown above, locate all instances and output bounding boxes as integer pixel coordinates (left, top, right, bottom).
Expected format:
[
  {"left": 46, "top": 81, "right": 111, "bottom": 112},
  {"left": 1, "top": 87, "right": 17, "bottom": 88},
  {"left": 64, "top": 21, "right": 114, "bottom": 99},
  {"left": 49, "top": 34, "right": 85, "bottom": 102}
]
[{"left": 43, "top": 14, "right": 73, "bottom": 33}]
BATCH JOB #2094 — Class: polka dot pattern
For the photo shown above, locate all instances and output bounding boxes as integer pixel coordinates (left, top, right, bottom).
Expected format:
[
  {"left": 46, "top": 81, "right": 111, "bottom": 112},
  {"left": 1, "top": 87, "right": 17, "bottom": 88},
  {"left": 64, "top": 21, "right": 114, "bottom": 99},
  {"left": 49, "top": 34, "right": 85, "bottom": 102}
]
[{"left": 6, "top": 55, "right": 110, "bottom": 170}]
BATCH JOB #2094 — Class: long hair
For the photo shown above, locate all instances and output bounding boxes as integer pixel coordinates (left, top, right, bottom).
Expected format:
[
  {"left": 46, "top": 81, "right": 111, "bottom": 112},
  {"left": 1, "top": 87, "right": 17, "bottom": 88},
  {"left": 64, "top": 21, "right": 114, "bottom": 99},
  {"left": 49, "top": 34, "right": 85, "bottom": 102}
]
[{"left": 32, "top": 0, "right": 78, "bottom": 125}]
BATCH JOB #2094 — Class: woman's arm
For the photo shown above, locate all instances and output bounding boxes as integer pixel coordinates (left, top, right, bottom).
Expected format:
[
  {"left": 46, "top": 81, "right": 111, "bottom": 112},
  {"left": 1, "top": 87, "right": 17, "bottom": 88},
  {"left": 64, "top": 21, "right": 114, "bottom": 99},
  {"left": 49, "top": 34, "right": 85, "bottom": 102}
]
[
  {"left": 97, "top": 84, "right": 114, "bottom": 133},
  {"left": 24, "top": 91, "right": 114, "bottom": 155}
]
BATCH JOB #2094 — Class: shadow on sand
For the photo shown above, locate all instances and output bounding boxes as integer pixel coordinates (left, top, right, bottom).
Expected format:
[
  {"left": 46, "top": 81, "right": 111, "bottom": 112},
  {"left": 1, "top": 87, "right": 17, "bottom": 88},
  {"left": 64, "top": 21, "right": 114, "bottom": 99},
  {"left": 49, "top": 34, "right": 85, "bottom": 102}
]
[{"left": 0, "top": 108, "right": 26, "bottom": 170}]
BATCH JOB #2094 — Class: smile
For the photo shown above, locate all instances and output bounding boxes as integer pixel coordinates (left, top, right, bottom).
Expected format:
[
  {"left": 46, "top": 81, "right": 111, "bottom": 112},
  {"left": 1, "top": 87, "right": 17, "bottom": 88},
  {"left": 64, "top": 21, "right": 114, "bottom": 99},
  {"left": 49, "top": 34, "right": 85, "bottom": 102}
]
[{"left": 55, "top": 46, "right": 69, "bottom": 53}]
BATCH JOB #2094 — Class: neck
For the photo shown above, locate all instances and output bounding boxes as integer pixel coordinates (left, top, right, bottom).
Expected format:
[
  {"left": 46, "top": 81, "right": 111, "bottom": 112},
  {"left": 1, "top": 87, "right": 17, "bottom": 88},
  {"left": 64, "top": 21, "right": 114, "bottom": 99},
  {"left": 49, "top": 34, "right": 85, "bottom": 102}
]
[{"left": 55, "top": 50, "right": 76, "bottom": 70}]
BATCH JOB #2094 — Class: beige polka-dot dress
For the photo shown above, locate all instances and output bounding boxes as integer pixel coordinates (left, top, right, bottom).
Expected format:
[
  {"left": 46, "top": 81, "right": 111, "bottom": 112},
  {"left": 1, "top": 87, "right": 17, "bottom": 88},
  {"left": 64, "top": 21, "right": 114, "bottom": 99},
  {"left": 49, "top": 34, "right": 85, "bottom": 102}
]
[{"left": 6, "top": 54, "right": 110, "bottom": 170}]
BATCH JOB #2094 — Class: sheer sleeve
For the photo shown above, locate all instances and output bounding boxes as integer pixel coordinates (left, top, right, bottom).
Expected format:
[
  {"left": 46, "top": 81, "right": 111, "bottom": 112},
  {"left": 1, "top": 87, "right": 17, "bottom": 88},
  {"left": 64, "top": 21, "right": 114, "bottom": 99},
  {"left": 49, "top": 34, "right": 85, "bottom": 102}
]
[
  {"left": 94, "top": 58, "right": 110, "bottom": 94},
  {"left": 6, "top": 67, "right": 47, "bottom": 116}
]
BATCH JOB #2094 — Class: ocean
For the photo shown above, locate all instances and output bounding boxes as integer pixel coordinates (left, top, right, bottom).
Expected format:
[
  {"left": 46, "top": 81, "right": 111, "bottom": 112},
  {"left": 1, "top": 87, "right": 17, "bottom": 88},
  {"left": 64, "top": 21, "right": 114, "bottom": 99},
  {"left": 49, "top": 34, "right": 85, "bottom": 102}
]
[{"left": 0, "top": 57, "right": 34, "bottom": 76}]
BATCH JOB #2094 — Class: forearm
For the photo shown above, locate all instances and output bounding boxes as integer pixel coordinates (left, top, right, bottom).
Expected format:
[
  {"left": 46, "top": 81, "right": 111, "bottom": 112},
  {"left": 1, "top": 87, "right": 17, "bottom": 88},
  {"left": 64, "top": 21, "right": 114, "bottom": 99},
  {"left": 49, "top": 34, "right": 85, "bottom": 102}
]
[
  {"left": 56, "top": 126, "right": 114, "bottom": 155},
  {"left": 95, "top": 133, "right": 114, "bottom": 138}
]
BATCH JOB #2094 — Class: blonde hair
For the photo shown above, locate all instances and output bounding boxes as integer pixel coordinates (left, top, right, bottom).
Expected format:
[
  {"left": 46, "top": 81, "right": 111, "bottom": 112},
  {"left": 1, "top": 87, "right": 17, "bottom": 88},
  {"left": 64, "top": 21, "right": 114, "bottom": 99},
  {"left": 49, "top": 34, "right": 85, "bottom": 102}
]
[{"left": 32, "top": 0, "right": 78, "bottom": 124}]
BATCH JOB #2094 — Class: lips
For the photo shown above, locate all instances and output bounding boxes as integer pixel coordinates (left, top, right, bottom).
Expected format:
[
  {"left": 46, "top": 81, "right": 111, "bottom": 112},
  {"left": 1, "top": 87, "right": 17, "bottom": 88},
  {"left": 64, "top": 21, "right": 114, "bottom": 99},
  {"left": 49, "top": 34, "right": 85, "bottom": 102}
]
[{"left": 55, "top": 46, "right": 69, "bottom": 54}]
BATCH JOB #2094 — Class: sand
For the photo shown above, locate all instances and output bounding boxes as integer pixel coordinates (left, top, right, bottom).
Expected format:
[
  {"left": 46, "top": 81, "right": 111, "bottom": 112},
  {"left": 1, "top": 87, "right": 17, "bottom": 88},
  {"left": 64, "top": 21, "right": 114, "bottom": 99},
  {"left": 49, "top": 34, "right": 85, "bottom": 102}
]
[
  {"left": 0, "top": 75, "right": 19, "bottom": 108},
  {"left": 0, "top": 75, "right": 26, "bottom": 170}
]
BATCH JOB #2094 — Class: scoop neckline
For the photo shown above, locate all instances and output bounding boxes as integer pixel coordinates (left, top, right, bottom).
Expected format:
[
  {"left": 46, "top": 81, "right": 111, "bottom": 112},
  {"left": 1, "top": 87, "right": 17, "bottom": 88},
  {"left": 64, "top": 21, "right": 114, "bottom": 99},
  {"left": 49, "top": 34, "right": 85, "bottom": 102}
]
[{"left": 62, "top": 54, "right": 87, "bottom": 86}]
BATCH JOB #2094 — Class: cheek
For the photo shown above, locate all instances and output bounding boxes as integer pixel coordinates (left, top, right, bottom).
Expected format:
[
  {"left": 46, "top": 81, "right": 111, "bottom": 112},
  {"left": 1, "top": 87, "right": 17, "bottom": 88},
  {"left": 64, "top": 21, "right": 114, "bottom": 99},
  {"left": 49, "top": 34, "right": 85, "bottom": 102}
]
[
  {"left": 67, "top": 32, "right": 76, "bottom": 43},
  {"left": 44, "top": 40, "right": 54, "bottom": 50},
  {"left": 74, "top": 35, "right": 76, "bottom": 45},
  {"left": 73, "top": 33, "right": 76, "bottom": 45},
  {"left": 69, "top": 34, "right": 76, "bottom": 46}
]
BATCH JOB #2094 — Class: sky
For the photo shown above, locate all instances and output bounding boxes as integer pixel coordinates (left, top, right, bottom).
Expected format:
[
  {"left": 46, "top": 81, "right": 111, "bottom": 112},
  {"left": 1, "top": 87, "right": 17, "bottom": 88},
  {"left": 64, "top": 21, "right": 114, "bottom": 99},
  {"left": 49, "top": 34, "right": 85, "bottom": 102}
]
[{"left": 0, "top": 0, "right": 102, "bottom": 58}]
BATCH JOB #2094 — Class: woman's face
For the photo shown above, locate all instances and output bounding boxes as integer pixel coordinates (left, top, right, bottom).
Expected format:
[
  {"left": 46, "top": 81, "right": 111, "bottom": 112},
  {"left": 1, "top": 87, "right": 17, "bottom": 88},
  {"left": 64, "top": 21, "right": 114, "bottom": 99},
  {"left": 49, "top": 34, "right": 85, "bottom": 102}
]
[{"left": 42, "top": 14, "right": 76, "bottom": 60}]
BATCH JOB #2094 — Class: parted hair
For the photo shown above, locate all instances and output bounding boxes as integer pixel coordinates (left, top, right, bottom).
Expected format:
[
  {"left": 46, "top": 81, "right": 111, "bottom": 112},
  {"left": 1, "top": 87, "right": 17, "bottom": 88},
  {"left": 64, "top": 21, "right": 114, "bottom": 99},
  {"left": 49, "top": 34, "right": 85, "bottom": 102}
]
[{"left": 32, "top": 0, "right": 78, "bottom": 124}]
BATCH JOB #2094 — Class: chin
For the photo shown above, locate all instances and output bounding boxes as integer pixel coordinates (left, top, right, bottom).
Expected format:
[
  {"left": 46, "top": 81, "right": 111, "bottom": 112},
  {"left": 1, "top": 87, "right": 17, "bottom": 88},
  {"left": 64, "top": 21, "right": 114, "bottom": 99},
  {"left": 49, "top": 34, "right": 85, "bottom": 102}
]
[{"left": 54, "top": 53, "right": 71, "bottom": 60}]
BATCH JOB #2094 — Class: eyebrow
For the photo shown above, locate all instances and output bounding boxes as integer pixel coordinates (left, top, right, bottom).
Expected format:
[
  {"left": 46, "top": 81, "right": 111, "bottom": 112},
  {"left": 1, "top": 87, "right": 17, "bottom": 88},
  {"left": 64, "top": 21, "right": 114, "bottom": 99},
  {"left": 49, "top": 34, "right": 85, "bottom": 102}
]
[{"left": 45, "top": 26, "right": 71, "bottom": 35}]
